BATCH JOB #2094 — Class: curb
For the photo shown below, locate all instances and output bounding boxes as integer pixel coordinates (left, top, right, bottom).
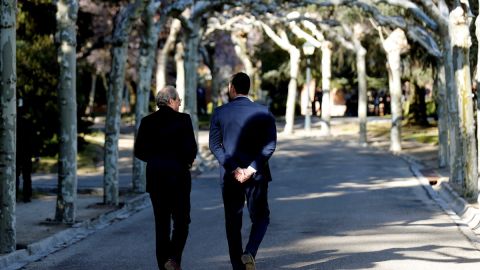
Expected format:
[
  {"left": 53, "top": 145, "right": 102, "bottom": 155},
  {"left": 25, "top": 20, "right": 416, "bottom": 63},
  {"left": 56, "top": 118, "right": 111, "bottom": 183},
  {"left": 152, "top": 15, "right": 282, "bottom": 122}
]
[
  {"left": 0, "top": 193, "right": 151, "bottom": 270},
  {"left": 399, "top": 154, "right": 480, "bottom": 250}
]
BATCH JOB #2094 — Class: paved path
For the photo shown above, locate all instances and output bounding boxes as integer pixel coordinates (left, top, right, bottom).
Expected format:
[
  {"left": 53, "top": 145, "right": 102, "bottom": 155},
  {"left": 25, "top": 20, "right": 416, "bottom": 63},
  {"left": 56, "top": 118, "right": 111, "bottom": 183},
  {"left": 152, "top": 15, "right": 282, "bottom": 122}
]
[{"left": 22, "top": 136, "right": 480, "bottom": 269}]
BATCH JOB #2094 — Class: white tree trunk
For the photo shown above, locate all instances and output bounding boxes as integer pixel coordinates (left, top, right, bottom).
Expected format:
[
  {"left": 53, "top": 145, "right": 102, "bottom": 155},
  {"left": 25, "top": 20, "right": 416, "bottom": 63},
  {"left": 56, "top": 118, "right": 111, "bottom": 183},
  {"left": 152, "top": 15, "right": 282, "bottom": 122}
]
[
  {"left": 183, "top": 18, "right": 202, "bottom": 140},
  {"left": 284, "top": 48, "right": 300, "bottom": 134},
  {"left": 0, "top": 0, "right": 16, "bottom": 254},
  {"left": 260, "top": 22, "right": 300, "bottom": 134},
  {"left": 441, "top": 20, "right": 465, "bottom": 190},
  {"left": 354, "top": 41, "right": 367, "bottom": 145},
  {"left": 175, "top": 42, "right": 186, "bottom": 112},
  {"left": 382, "top": 29, "right": 409, "bottom": 153},
  {"left": 321, "top": 41, "right": 332, "bottom": 135},
  {"left": 55, "top": 0, "right": 78, "bottom": 224},
  {"left": 156, "top": 18, "right": 181, "bottom": 94},
  {"left": 104, "top": 0, "right": 146, "bottom": 205},
  {"left": 450, "top": 6, "right": 478, "bottom": 197},
  {"left": 132, "top": 0, "right": 159, "bottom": 193},
  {"left": 434, "top": 62, "right": 449, "bottom": 168}
]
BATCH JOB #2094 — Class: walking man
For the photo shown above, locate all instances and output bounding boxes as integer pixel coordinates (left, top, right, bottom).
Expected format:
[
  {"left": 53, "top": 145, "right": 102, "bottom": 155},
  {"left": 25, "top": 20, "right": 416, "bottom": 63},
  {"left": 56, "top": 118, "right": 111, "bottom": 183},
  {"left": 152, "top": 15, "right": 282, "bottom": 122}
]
[
  {"left": 209, "top": 72, "right": 277, "bottom": 270},
  {"left": 134, "top": 86, "right": 197, "bottom": 270}
]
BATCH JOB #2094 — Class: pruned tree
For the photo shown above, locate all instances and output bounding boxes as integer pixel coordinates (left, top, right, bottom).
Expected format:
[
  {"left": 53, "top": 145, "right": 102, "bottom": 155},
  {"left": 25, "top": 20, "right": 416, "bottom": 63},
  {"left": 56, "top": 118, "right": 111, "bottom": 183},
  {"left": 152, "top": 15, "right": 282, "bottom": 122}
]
[
  {"left": 155, "top": 18, "right": 182, "bottom": 93},
  {"left": 0, "top": 0, "right": 17, "bottom": 254},
  {"left": 132, "top": 0, "right": 166, "bottom": 193},
  {"left": 288, "top": 17, "right": 332, "bottom": 135},
  {"left": 172, "top": 1, "right": 224, "bottom": 139},
  {"left": 260, "top": 21, "right": 300, "bottom": 134},
  {"left": 104, "top": 0, "right": 148, "bottom": 205},
  {"left": 54, "top": 0, "right": 79, "bottom": 224},
  {"left": 377, "top": 27, "right": 409, "bottom": 152},
  {"left": 414, "top": 0, "right": 467, "bottom": 195},
  {"left": 449, "top": 3, "right": 477, "bottom": 197}
]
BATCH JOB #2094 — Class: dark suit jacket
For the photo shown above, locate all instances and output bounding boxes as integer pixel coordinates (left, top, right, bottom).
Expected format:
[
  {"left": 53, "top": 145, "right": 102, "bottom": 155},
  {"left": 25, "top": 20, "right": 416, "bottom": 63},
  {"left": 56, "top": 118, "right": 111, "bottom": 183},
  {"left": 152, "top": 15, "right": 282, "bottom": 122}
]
[
  {"left": 209, "top": 97, "right": 277, "bottom": 182},
  {"left": 134, "top": 106, "right": 197, "bottom": 193}
]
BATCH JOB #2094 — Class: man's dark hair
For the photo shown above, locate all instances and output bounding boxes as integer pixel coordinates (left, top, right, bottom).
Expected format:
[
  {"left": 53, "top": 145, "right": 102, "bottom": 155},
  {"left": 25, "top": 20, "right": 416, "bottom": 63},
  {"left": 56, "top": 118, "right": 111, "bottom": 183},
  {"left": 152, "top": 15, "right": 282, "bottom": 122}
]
[{"left": 230, "top": 72, "right": 250, "bottom": 95}]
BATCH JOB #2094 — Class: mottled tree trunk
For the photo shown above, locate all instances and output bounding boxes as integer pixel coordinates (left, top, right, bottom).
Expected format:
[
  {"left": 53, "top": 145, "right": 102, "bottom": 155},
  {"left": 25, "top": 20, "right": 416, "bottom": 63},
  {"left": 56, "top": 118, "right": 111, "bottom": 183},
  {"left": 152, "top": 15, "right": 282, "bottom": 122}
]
[
  {"left": 183, "top": 18, "right": 202, "bottom": 140},
  {"left": 85, "top": 73, "right": 96, "bottom": 116},
  {"left": 320, "top": 41, "right": 332, "bottom": 135},
  {"left": 440, "top": 21, "right": 465, "bottom": 190},
  {"left": 382, "top": 29, "right": 409, "bottom": 153},
  {"left": 260, "top": 23, "right": 299, "bottom": 134},
  {"left": 54, "top": 0, "right": 78, "bottom": 224},
  {"left": 0, "top": 0, "right": 16, "bottom": 254},
  {"left": 476, "top": 5, "right": 480, "bottom": 199},
  {"left": 434, "top": 62, "right": 449, "bottom": 168},
  {"left": 156, "top": 18, "right": 181, "bottom": 94},
  {"left": 104, "top": 0, "right": 146, "bottom": 205},
  {"left": 450, "top": 6, "right": 477, "bottom": 197},
  {"left": 354, "top": 42, "right": 367, "bottom": 145},
  {"left": 132, "top": 0, "right": 160, "bottom": 193},
  {"left": 284, "top": 48, "right": 300, "bottom": 134}
]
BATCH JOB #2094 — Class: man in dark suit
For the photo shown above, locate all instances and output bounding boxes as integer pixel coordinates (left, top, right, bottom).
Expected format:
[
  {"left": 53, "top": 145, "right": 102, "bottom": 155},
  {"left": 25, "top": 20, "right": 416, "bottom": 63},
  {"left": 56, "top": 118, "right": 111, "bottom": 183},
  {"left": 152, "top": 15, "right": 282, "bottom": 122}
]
[
  {"left": 209, "top": 72, "right": 277, "bottom": 270},
  {"left": 134, "top": 86, "right": 197, "bottom": 270}
]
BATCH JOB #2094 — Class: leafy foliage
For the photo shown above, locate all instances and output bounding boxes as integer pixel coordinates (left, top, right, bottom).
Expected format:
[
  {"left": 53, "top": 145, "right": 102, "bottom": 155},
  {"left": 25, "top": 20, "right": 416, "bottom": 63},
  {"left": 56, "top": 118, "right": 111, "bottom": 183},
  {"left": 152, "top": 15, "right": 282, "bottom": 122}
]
[{"left": 17, "top": 1, "right": 95, "bottom": 156}]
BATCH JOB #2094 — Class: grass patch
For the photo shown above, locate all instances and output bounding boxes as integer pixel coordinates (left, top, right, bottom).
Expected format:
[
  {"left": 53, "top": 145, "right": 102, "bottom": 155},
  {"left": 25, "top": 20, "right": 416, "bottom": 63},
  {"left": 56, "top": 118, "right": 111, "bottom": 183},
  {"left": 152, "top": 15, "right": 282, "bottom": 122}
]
[
  {"left": 367, "top": 121, "right": 438, "bottom": 145},
  {"left": 33, "top": 132, "right": 105, "bottom": 174}
]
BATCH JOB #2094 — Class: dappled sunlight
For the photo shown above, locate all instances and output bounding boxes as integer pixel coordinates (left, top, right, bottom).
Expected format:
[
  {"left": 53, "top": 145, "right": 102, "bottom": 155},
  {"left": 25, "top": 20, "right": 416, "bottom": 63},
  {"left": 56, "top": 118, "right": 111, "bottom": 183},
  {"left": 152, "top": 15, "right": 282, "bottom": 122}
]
[
  {"left": 258, "top": 232, "right": 480, "bottom": 269},
  {"left": 332, "top": 177, "right": 421, "bottom": 191},
  {"left": 282, "top": 255, "right": 345, "bottom": 268},
  {"left": 201, "top": 203, "right": 224, "bottom": 211},
  {"left": 275, "top": 191, "right": 346, "bottom": 201}
]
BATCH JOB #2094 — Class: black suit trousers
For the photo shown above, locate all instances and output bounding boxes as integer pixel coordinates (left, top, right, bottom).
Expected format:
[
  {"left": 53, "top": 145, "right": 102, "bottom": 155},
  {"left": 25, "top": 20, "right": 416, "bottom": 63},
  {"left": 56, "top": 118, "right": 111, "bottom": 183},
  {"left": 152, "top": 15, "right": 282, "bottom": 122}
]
[
  {"left": 149, "top": 170, "right": 191, "bottom": 269},
  {"left": 222, "top": 178, "right": 270, "bottom": 270}
]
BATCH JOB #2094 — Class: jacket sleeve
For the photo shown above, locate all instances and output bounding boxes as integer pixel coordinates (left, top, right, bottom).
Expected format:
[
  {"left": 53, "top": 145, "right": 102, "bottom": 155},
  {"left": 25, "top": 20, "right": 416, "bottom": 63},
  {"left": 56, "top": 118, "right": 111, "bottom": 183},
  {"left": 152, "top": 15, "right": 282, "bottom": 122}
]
[
  {"left": 134, "top": 118, "right": 149, "bottom": 162},
  {"left": 209, "top": 110, "right": 236, "bottom": 170},
  {"left": 248, "top": 111, "right": 277, "bottom": 172}
]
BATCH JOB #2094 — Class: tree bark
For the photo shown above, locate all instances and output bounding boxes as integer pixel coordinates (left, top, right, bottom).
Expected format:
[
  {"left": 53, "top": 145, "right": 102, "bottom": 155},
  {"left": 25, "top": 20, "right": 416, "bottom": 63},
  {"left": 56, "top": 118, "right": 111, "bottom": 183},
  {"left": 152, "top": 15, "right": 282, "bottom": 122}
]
[
  {"left": 54, "top": 0, "right": 78, "bottom": 224},
  {"left": 104, "top": 0, "right": 147, "bottom": 205},
  {"left": 260, "top": 22, "right": 299, "bottom": 134},
  {"left": 434, "top": 62, "right": 449, "bottom": 168},
  {"left": 476, "top": 5, "right": 480, "bottom": 199},
  {"left": 182, "top": 17, "right": 202, "bottom": 140},
  {"left": 156, "top": 18, "right": 181, "bottom": 94},
  {"left": 284, "top": 48, "right": 300, "bottom": 134},
  {"left": 175, "top": 42, "right": 186, "bottom": 112},
  {"left": 132, "top": 0, "right": 160, "bottom": 193},
  {"left": 382, "top": 29, "right": 409, "bottom": 152},
  {"left": 321, "top": 41, "right": 332, "bottom": 135},
  {"left": 450, "top": 6, "right": 477, "bottom": 197},
  {"left": 85, "top": 73, "right": 97, "bottom": 117},
  {"left": 352, "top": 32, "right": 368, "bottom": 145},
  {"left": 0, "top": 0, "right": 16, "bottom": 254}
]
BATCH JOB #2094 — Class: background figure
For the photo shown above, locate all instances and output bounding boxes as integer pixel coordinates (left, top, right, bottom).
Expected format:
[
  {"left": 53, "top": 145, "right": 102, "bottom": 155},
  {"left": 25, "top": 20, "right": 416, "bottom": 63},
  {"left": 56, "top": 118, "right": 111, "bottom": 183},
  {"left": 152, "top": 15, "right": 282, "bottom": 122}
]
[
  {"left": 196, "top": 86, "right": 207, "bottom": 115},
  {"left": 209, "top": 72, "right": 277, "bottom": 270},
  {"left": 134, "top": 86, "right": 197, "bottom": 270},
  {"left": 16, "top": 98, "right": 35, "bottom": 203}
]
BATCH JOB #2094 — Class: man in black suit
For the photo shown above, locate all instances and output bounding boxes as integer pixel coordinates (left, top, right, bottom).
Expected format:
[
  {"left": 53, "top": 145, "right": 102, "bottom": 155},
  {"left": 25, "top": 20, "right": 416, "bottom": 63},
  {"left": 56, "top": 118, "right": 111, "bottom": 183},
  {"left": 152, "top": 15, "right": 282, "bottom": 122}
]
[
  {"left": 209, "top": 72, "right": 277, "bottom": 270},
  {"left": 134, "top": 86, "right": 197, "bottom": 270}
]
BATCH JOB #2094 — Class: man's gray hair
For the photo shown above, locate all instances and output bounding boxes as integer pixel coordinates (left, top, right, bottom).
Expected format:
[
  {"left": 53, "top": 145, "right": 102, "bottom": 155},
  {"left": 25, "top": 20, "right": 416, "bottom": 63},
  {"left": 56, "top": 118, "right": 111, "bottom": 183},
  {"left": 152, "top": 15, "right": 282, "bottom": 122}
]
[{"left": 156, "top": 85, "right": 178, "bottom": 108}]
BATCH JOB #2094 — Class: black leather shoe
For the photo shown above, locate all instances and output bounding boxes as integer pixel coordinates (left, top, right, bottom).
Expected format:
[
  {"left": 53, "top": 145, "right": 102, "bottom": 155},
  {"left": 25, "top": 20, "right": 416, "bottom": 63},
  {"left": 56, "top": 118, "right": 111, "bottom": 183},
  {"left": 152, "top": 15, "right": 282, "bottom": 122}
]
[{"left": 164, "top": 259, "right": 181, "bottom": 270}]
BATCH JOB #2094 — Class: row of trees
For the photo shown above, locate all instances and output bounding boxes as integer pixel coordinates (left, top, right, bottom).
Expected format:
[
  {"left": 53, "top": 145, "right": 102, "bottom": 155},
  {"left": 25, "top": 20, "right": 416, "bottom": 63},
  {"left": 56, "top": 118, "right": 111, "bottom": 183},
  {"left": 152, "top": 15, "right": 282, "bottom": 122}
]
[{"left": 1, "top": 0, "right": 480, "bottom": 254}]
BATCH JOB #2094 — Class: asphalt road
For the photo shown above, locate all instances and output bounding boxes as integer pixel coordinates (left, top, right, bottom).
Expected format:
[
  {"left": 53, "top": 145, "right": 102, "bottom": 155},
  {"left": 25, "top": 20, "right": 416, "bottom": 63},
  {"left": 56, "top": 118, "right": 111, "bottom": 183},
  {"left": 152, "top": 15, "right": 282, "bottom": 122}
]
[{"left": 23, "top": 137, "right": 480, "bottom": 270}]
